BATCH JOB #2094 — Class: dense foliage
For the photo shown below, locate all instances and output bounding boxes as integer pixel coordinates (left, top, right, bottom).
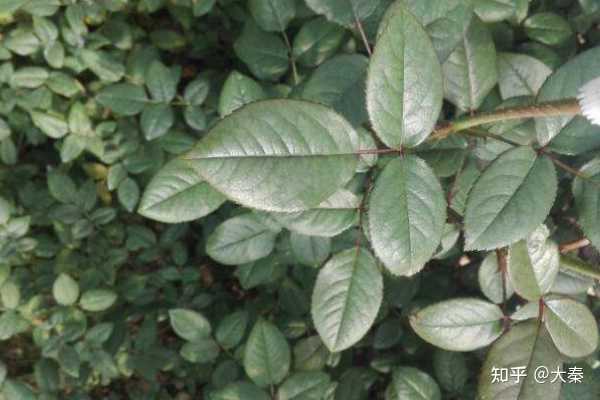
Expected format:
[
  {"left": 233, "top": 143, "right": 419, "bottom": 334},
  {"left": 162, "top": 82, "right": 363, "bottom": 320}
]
[{"left": 2, "top": 0, "right": 600, "bottom": 399}]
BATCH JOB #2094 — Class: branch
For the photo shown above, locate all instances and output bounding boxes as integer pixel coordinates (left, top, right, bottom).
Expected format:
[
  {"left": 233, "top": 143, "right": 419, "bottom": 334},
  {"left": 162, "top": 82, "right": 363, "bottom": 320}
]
[
  {"left": 430, "top": 99, "right": 581, "bottom": 141},
  {"left": 560, "top": 255, "right": 600, "bottom": 281}
]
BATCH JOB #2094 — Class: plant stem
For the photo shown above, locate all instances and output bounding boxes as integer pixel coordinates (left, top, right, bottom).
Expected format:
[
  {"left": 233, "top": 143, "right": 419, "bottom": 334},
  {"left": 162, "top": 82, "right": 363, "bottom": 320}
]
[
  {"left": 430, "top": 99, "right": 581, "bottom": 141},
  {"left": 281, "top": 31, "right": 299, "bottom": 85},
  {"left": 559, "top": 255, "right": 600, "bottom": 281},
  {"left": 559, "top": 238, "right": 591, "bottom": 254},
  {"left": 354, "top": 16, "right": 372, "bottom": 57}
]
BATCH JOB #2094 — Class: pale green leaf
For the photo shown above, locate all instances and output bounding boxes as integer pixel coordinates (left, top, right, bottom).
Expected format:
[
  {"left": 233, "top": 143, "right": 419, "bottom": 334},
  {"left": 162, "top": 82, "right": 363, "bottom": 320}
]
[
  {"left": 464, "top": 146, "right": 557, "bottom": 251},
  {"left": 385, "top": 367, "right": 441, "bottom": 400},
  {"left": 304, "top": 0, "right": 380, "bottom": 26},
  {"left": 244, "top": 319, "right": 291, "bottom": 387},
  {"left": 31, "top": 111, "right": 68, "bottom": 139},
  {"left": 299, "top": 54, "right": 369, "bottom": 127},
  {"left": 249, "top": 0, "right": 296, "bottom": 32},
  {"left": 139, "top": 158, "right": 225, "bottom": 223},
  {"left": 442, "top": 17, "right": 498, "bottom": 111},
  {"left": 218, "top": 71, "right": 267, "bottom": 117},
  {"left": 206, "top": 213, "right": 280, "bottom": 265},
  {"left": 403, "top": 0, "right": 474, "bottom": 62},
  {"left": 53, "top": 273, "right": 80, "bottom": 306},
  {"left": 366, "top": 2, "right": 443, "bottom": 148},
  {"left": 96, "top": 83, "right": 148, "bottom": 116},
  {"left": 168, "top": 308, "right": 211, "bottom": 342},
  {"left": 409, "top": 298, "right": 504, "bottom": 351},
  {"left": 478, "top": 321, "right": 562, "bottom": 400},
  {"left": 234, "top": 22, "right": 288, "bottom": 81},
  {"left": 311, "top": 248, "right": 383, "bottom": 352},
  {"left": 182, "top": 99, "right": 358, "bottom": 212},
  {"left": 544, "top": 297, "right": 599, "bottom": 358},
  {"left": 497, "top": 53, "right": 552, "bottom": 99},
  {"left": 368, "top": 156, "right": 446, "bottom": 276},
  {"left": 536, "top": 47, "right": 600, "bottom": 145},
  {"left": 80, "top": 289, "right": 117, "bottom": 312},
  {"left": 277, "top": 371, "right": 331, "bottom": 400},
  {"left": 572, "top": 158, "right": 600, "bottom": 251},
  {"left": 272, "top": 189, "right": 359, "bottom": 237},
  {"left": 292, "top": 17, "right": 345, "bottom": 67},
  {"left": 507, "top": 225, "right": 560, "bottom": 301},
  {"left": 524, "top": 13, "right": 572, "bottom": 46},
  {"left": 141, "top": 103, "right": 174, "bottom": 140},
  {"left": 478, "top": 252, "right": 515, "bottom": 304}
]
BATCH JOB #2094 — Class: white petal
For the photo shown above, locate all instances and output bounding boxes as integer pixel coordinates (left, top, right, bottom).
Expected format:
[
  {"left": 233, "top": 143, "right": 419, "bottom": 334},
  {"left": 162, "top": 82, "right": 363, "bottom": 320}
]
[{"left": 578, "top": 76, "right": 600, "bottom": 126}]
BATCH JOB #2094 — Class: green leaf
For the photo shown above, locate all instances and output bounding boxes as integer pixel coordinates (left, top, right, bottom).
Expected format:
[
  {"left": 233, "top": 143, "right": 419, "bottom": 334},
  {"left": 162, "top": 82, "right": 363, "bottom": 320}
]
[
  {"left": 48, "top": 170, "right": 77, "bottom": 203},
  {"left": 0, "top": 282, "right": 20, "bottom": 309},
  {"left": 292, "top": 17, "right": 345, "bottom": 67},
  {"left": 184, "top": 77, "right": 210, "bottom": 106},
  {"left": 218, "top": 71, "right": 267, "bottom": 117},
  {"left": 80, "top": 49, "right": 125, "bottom": 83},
  {"left": 182, "top": 99, "right": 358, "bottom": 212},
  {"left": 11, "top": 67, "right": 48, "bottom": 88},
  {"left": 507, "top": 225, "right": 560, "bottom": 301},
  {"left": 211, "top": 382, "right": 270, "bottom": 400},
  {"left": 368, "top": 156, "right": 446, "bottom": 276},
  {"left": 403, "top": 0, "right": 475, "bottom": 62},
  {"left": 497, "top": 53, "right": 552, "bottom": 99},
  {"left": 278, "top": 371, "right": 332, "bottom": 400},
  {"left": 206, "top": 213, "right": 280, "bottom": 266},
  {"left": 0, "top": 118, "right": 10, "bottom": 141},
  {"left": 53, "top": 273, "right": 80, "bottom": 306},
  {"left": 96, "top": 83, "right": 148, "bottom": 116},
  {"left": 216, "top": 310, "right": 249, "bottom": 349},
  {"left": 432, "top": 350, "right": 469, "bottom": 393},
  {"left": 117, "top": 177, "right": 140, "bottom": 212},
  {"left": 311, "top": 248, "right": 383, "bottom": 352},
  {"left": 366, "top": 2, "right": 443, "bottom": 148},
  {"left": 80, "top": 289, "right": 117, "bottom": 312},
  {"left": 478, "top": 252, "right": 515, "bottom": 304},
  {"left": 180, "top": 338, "right": 220, "bottom": 363},
  {"left": 68, "top": 102, "right": 93, "bottom": 136},
  {"left": 139, "top": 158, "right": 225, "bottom": 223},
  {"left": 478, "top": 321, "right": 562, "bottom": 400},
  {"left": 141, "top": 103, "right": 174, "bottom": 140},
  {"left": 409, "top": 298, "right": 504, "bottom": 351},
  {"left": 544, "top": 297, "right": 599, "bottom": 358},
  {"left": 234, "top": 22, "right": 288, "bottom": 81},
  {"left": 442, "top": 17, "right": 497, "bottom": 111},
  {"left": 168, "top": 308, "right": 211, "bottom": 342},
  {"left": 386, "top": 367, "right": 441, "bottom": 400},
  {"left": 145, "top": 60, "right": 179, "bottom": 102},
  {"left": 1, "top": 380, "right": 36, "bottom": 400},
  {"left": 0, "top": 0, "right": 27, "bottom": 14},
  {"left": 572, "top": 158, "right": 600, "bottom": 251},
  {"left": 272, "top": 189, "right": 359, "bottom": 237},
  {"left": 244, "top": 319, "right": 291, "bottom": 387},
  {"left": 249, "top": 0, "right": 296, "bottom": 32},
  {"left": 524, "top": 13, "right": 572, "bottom": 46},
  {"left": 299, "top": 54, "right": 369, "bottom": 127},
  {"left": 304, "top": 0, "right": 380, "bottom": 26},
  {"left": 474, "top": 0, "right": 516, "bottom": 23},
  {"left": 31, "top": 111, "right": 68, "bottom": 139},
  {"left": 464, "top": 146, "right": 557, "bottom": 251},
  {"left": 290, "top": 233, "right": 331, "bottom": 267},
  {"left": 536, "top": 47, "right": 600, "bottom": 145}
]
